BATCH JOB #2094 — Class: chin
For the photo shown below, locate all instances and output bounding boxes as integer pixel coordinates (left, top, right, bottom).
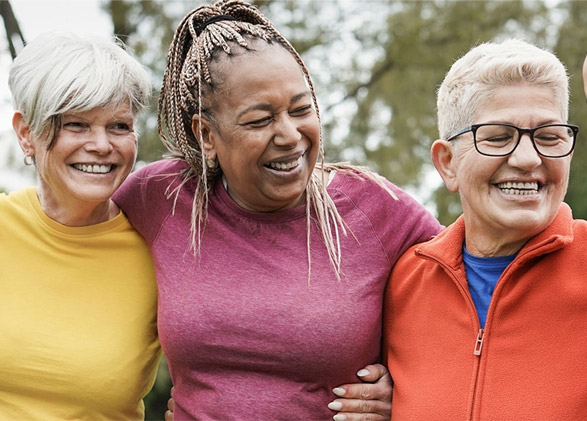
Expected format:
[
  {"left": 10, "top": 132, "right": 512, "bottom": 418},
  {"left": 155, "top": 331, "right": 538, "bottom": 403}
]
[
  {"left": 502, "top": 212, "right": 553, "bottom": 235},
  {"left": 72, "top": 188, "right": 117, "bottom": 204}
]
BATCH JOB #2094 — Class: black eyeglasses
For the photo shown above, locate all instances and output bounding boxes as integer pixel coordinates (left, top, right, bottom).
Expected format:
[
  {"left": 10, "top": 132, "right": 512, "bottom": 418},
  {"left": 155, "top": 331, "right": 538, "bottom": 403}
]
[{"left": 446, "top": 123, "right": 579, "bottom": 158}]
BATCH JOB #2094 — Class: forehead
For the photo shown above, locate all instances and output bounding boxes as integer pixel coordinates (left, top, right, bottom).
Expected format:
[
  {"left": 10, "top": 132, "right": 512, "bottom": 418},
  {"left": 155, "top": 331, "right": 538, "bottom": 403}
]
[
  {"left": 62, "top": 101, "right": 134, "bottom": 120},
  {"left": 210, "top": 43, "right": 309, "bottom": 108},
  {"left": 475, "top": 84, "right": 563, "bottom": 125}
]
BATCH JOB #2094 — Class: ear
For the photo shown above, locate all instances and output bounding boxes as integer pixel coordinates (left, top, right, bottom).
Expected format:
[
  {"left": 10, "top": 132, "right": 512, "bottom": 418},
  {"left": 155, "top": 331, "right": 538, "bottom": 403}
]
[
  {"left": 582, "top": 53, "right": 587, "bottom": 98},
  {"left": 12, "top": 112, "right": 36, "bottom": 156},
  {"left": 192, "top": 114, "right": 216, "bottom": 161},
  {"left": 430, "top": 139, "right": 459, "bottom": 193}
]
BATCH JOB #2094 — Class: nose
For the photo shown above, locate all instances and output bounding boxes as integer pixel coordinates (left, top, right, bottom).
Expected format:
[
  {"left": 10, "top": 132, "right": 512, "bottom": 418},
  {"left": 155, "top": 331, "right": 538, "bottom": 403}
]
[
  {"left": 507, "top": 133, "right": 541, "bottom": 169},
  {"left": 273, "top": 114, "right": 302, "bottom": 147},
  {"left": 86, "top": 129, "right": 114, "bottom": 154}
]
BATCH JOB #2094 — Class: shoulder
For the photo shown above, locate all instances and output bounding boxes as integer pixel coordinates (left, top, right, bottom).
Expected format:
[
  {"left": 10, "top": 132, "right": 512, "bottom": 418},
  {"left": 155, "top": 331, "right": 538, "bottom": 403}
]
[
  {"left": 0, "top": 187, "right": 33, "bottom": 210},
  {"left": 569, "top": 218, "right": 587, "bottom": 248},
  {"left": 328, "top": 170, "right": 393, "bottom": 202},
  {"left": 116, "top": 159, "right": 189, "bottom": 201},
  {"left": 114, "top": 159, "right": 192, "bottom": 242},
  {"left": 328, "top": 170, "right": 435, "bottom": 220},
  {"left": 127, "top": 158, "right": 189, "bottom": 185},
  {"left": 328, "top": 169, "right": 442, "bottom": 262}
]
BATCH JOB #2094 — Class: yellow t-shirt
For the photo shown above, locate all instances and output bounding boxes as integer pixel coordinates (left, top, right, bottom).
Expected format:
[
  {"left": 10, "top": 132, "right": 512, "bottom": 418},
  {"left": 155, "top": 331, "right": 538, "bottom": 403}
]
[{"left": 0, "top": 187, "right": 161, "bottom": 420}]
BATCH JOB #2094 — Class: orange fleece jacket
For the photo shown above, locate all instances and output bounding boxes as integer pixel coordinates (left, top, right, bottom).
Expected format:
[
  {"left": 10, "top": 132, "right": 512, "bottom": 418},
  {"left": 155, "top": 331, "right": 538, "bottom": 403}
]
[{"left": 383, "top": 203, "right": 587, "bottom": 420}]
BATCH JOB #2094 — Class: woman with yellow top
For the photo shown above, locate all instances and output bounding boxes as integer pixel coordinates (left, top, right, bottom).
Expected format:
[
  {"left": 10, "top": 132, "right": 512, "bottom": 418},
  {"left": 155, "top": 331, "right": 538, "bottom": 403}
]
[{"left": 0, "top": 32, "right": 161, "bottom": 420}]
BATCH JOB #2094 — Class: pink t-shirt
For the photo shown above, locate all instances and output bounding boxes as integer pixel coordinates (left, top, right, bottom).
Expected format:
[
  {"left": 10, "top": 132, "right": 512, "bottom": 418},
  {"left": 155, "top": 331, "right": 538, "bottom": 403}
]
[{"left": 115, "top": 159, "right": 441, "bottom": 420}]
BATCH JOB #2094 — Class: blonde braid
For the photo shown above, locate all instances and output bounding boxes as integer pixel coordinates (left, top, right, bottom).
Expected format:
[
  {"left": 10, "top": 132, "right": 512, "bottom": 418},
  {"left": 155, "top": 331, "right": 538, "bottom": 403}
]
[{"left": 158, "top": 0, "right": 397, "bottom": 280}]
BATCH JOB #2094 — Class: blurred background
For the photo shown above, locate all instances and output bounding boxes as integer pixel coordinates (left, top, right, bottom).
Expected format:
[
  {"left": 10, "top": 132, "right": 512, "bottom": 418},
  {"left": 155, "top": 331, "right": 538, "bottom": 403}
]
[{"left": 2, "top": 1, "right": 587, "bottom": 419}]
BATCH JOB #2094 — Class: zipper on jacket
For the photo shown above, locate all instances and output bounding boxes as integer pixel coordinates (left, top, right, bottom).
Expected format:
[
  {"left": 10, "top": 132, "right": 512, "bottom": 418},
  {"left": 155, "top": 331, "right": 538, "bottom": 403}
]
[
  {"left": 416, "top": 250, "right": 486, "bottom": 420},
  {"left": 469, "top": 328, "right": 486, "bottom": 419},
  {"left": 473, "top": 328, "right": 485, "bottom": 356}
]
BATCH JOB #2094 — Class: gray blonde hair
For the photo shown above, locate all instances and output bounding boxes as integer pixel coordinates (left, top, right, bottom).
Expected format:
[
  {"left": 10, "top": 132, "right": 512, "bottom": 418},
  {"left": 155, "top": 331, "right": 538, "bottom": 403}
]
[
  {"left": 437, "top": 39, "right": 569, "bottom": 141},
  {"left": 8, "top": 32, "right": 151, "bottom": 148},
  {"left": 158, "top": 0, "right": 396, "bottom": 280}
]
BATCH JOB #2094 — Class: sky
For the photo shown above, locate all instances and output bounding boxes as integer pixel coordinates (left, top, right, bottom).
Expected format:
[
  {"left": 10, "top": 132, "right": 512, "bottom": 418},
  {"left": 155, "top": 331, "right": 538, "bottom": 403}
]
[{"left": 0, "top": 0, "right": 112, "bottom": 190}]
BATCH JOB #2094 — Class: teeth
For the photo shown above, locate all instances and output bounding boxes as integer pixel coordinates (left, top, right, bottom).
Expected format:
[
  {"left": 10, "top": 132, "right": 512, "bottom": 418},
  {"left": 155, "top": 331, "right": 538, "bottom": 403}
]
[
  {"left": 266, "top": 155, "right": 302, "bottom": 171},
  {"left": 497, "top": 181, "right": 539, "bottom": 195},
  {"left": 73, "top": 163, "right": 112, "bottom": 174}
]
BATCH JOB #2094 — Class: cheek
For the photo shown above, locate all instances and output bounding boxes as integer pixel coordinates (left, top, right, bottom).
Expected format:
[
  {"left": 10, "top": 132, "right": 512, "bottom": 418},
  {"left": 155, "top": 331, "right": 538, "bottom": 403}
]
[
  {"left": 307, "top": 118, "right": 321, "bottom": 144},
  {"left": 118, "top": 136, "right": 139, "bottom": 161},
  {"left": 553, "top": 163, "right": 571, "bottom": 196},
  {"left": 129, "top": 138, "right": 139, "bottom": 157},
  {"left": 36, "top": 151, "right": 53, "bottom": 175}
]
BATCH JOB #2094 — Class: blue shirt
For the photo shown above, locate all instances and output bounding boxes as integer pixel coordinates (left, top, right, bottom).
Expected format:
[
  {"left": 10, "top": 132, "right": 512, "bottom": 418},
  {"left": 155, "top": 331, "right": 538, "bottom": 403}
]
[{"left": 462, "top": 246, "right": 516, "bottom": 327}]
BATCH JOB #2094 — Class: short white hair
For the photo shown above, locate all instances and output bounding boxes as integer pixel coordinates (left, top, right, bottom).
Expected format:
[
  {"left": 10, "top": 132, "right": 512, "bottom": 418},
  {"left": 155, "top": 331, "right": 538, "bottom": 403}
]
[
  {"left": 437, "top": 39, "right": 569, "bottom": 141},
  {"left": 8, "top": 32, "right": 152, "bottom": 147}
]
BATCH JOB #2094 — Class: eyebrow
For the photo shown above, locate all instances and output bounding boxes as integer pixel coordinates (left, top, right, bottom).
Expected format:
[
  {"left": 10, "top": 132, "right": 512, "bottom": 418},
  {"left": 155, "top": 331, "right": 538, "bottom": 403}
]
[{"left": 236, "top": 91, "right": 311, "bottom": 119}]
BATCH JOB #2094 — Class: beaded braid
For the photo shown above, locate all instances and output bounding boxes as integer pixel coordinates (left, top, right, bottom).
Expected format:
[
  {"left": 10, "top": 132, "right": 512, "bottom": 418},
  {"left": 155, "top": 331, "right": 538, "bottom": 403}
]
[{"left": 158, "top": 0, "right": 397, "bottom": 281}]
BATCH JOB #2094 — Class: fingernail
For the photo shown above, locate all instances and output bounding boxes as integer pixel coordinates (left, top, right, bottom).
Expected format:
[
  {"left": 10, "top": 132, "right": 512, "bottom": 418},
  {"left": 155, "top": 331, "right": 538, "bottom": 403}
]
[
  {"left": 333, "top": 414, "right": 347, "bottom": 421},
  {"left": 328, "top": 401, "right": 343, "bottom": 411},
  {"left": 357, "top": 368, "right": 370, "bottom": 377},
  {"left": 332, "top": 387, "right": 346, "bottom": 397}
]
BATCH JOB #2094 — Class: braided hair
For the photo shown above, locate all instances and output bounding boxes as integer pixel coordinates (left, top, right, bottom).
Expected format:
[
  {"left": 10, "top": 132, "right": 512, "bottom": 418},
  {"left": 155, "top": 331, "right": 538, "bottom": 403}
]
[{"left": 158, "top": 0, "right": 396, "bottom": 281}]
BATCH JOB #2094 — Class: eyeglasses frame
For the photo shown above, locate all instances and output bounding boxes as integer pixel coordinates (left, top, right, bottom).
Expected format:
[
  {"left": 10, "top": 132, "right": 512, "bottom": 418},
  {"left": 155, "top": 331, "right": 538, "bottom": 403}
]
[{"left": 446, "top": 123, "right": 579, "bottom": 158}]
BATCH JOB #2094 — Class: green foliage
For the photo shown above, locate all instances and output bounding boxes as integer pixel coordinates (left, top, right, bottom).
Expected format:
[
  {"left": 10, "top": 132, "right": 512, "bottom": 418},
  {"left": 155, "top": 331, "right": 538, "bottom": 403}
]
[
  {"left": 554, "top": 1, "right": 587, "bottom": 220},
  {"left": 144, "top": 357, "right": 171, "bottom": 421}
]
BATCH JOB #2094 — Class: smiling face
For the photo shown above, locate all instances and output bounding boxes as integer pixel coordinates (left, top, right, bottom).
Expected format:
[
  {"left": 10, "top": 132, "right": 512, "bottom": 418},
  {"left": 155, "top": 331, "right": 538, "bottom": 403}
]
[
  {"left": 198, "top": 43, "right": 320, "bottom": 212},
  {"left": 433, "top": 84, "right": 572, "bottom": 256},
  {"left": 15, "top": 102, "right": 138, "bottom": 222}
]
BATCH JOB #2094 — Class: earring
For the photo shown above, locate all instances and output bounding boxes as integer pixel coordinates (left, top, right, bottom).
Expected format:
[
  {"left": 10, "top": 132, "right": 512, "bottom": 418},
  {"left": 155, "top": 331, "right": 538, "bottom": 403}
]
[
  {"left": 205, "top": 157, "right": 217, "bottom": 169},
  {"left": 24, "top": 154, "right": 34, "bottom": 166}
]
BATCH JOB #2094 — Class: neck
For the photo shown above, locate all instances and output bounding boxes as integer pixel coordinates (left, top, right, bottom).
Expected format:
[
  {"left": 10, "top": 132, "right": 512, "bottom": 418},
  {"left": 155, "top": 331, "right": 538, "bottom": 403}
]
[
  {"left": 463, "top": 227, "right": 527, "bottom": 257},
  {"left": 36, "top": 188, "right": 119, "bottom": 227}
]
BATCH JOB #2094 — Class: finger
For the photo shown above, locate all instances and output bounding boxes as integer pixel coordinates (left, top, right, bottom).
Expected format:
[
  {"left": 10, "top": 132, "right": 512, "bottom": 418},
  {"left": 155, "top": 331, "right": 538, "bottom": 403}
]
[
  {"left": 333, "top": 379, "right": 391, "bottom": 401},
  {"left": 334, "top": 368, "right": 392, "bottom": 401},
  {"left": 328, "top": 398, "right": 389, "bottom": 417},
  {"left": 356, "top": 363, "right": 388, "bottom": 382},
  {"left": 332, "top": 413, "right": 388, "bottom": 421},
  {"left": 164, "top": 410, "right": 174, "bottom": 421},
  {"left": 167, "top": 397, "right": 175, "bottom": 411}
]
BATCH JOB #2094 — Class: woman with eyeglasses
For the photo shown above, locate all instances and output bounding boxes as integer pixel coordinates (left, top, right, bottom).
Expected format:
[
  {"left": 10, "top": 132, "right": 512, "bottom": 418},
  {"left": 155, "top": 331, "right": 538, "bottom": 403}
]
[{"left": 383, "top": 39, "right": 587, "bottom": 419}]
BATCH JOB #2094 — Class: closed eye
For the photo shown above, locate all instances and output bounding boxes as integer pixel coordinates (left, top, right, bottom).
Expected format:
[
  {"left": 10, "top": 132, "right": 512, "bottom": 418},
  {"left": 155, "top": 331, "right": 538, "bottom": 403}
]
[
  {"left": 481, "top": 134, "right": 514, "bottom": 143},
  {"left": 246, "top": 116, "right": 273, "bottom": 128},
  {"left": 290, "top": 105, "right": 313, "bottom": 116},
  {"left": 62, "top": 122, "right": 87, "bottom": 132},
  {"left": 535, "top": 134, "right": 561, "bottom": 142}
]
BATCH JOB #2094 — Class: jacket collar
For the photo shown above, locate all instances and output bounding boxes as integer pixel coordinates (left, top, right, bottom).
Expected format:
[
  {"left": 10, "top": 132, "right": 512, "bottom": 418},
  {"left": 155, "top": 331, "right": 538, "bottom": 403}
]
[{"left": 416, "top": 203, "right": 575, "bottom": 269}]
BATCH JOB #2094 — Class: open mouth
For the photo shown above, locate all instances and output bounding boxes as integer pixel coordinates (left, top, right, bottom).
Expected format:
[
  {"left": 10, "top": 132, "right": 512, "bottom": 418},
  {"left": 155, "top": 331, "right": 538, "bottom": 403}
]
[
  {"left": 496, "top": 181, "right": 540, "bottom": 195},
  {"left": 72, "top": 163, "right": 113, "bottom": 174},
  {"left": 264, "top": 153, "right": 304, "bottom": 172}
]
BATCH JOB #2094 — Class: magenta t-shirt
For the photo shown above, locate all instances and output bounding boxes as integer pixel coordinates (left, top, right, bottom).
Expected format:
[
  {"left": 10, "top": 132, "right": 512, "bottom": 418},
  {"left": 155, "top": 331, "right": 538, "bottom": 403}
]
[{"left": 115, "top": 159, "right": 441, "bottom": 420}]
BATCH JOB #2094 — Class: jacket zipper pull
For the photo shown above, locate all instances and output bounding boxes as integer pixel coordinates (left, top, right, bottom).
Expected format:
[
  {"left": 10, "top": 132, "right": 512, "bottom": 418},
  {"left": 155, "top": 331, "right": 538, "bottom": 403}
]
[{"left": 473, "top": 328, "right": 485, "bottom": 356}]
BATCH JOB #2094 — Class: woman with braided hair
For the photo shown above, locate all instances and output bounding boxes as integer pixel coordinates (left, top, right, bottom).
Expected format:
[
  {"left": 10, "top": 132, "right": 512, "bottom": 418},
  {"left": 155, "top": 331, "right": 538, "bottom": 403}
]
[{"left": 115, "top": 1, "right": 441, "bottom": 419}]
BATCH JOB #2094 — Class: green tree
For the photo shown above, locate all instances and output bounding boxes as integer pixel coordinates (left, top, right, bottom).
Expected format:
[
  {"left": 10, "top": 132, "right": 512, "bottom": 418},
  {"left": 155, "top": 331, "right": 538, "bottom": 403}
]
[{"left": 554, "top": 1, "right": 587, "bottom": 220}]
